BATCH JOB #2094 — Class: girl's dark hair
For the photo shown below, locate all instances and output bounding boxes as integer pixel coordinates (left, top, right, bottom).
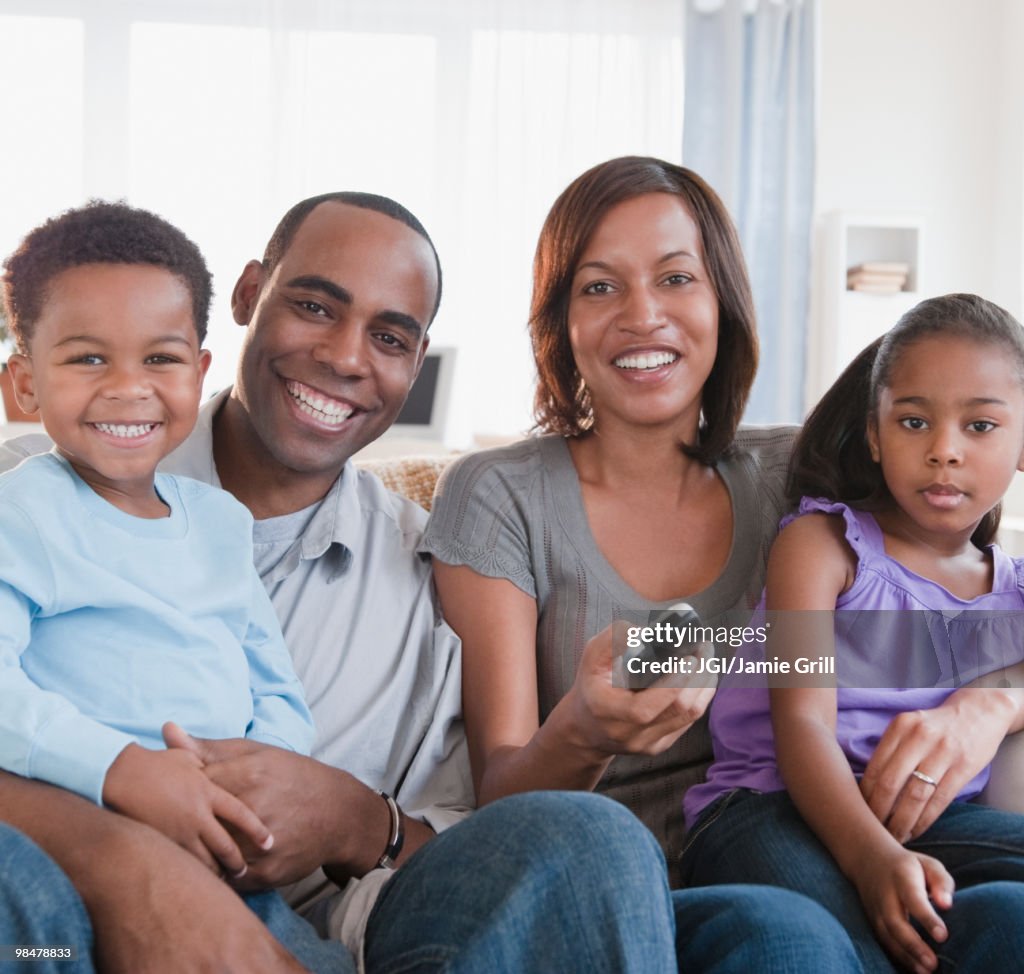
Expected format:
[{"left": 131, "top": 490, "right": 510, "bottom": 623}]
[
  {"left": 529, "top": 155, "right": 758, "bottom": 464},
  {"left": 788, "top": 293, "right": 1024, "bottom": 547}
]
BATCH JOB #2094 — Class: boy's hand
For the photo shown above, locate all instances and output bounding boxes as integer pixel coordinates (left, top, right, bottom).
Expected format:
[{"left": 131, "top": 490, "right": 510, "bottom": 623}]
[
  {"left": 102, "top": 740, "right": 274, "bottom": 877},
  {"left": 850, "top": 846, "right": 953, "bottom": 974}
]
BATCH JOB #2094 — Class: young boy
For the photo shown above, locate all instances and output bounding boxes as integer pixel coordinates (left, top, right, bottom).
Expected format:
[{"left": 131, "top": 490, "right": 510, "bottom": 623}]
[{"left": 0, "top": 201, "right": 313, "bottom": 879}]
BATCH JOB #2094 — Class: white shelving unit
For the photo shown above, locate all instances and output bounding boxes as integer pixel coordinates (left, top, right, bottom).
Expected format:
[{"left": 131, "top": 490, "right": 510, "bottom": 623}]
[{"left": 806, "top": 211, "right": 924, "bottom": 409}]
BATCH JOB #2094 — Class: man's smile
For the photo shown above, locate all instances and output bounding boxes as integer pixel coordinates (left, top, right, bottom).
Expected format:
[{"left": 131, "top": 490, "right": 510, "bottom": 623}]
[{"left": 285, "top": 379, "right": 356, "bottom": 428}]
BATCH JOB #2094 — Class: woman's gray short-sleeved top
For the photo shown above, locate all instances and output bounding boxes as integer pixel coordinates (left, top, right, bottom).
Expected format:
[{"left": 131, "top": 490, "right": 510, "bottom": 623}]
[{"left": 421, "top": 426, "right": 796, "bottom": 885}]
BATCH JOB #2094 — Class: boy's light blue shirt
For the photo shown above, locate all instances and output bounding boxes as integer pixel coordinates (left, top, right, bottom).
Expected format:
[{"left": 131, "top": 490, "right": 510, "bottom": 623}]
[
  {"left": 0, "top": 392, "right": 472, "bottom": 958},
  {"left": 0, "top": 451, "right": 313, "bottom": 805}
]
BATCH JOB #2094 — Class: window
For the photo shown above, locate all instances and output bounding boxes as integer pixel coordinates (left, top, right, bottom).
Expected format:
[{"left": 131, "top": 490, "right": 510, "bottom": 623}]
[{"left": 0, "top": 1, "right": 683, "bottom": 444}]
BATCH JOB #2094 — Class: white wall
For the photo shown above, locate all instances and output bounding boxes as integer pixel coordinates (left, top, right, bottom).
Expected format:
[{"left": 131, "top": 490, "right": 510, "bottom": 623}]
[
  {"left": 814, "top": 0, "right": 1024, "bottom": 521},
  {"left": 815, "top": 0, "right": 1019, "bottom": 310}
]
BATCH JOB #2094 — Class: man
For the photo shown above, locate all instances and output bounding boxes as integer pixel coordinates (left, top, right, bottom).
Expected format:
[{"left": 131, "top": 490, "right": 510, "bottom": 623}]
[{"left": 0, "top": 193, "right": 682, "bottom": 973}]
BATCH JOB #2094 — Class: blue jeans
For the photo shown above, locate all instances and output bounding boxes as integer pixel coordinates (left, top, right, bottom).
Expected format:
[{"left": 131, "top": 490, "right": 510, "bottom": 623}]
[
  {"left": 680, "top": 789, "right": 1024, "bottom": 973},
  {"left": 0, "top": 822, "right": 353, "bottom": 974},
  {"left": 0, "top": 823, "right": 94, "bottom": 974},
  {"left": 0, "top": 796, "right": 859, "bottom": 973},
  {"left": 365, "top": 790, "right": 860, "bottom": 973}
]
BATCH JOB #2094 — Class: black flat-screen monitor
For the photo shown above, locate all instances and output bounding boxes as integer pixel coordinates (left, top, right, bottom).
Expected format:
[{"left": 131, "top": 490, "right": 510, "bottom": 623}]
[{"left": 391, "top": 346, "right": 455, "bottom": 441}]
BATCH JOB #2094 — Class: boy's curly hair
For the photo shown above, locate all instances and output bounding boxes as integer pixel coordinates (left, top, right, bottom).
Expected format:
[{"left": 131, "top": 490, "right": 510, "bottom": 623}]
[{"left": 3, "top": 199, "right": 212, "bottom": 351}]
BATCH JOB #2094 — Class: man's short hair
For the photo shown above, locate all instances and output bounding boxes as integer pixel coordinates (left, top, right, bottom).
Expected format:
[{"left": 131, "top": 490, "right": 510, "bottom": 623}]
[
  {"left": 261, "top": 192, "right": 443, "bottom": 325},
  {"left": 3, "top": 200, "right": 213, "bottom": 352}
]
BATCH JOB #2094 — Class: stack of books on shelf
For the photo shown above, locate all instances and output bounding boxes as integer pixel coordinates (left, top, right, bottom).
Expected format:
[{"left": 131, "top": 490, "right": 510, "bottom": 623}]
[{"left": 846, "top": 261, "right": 909, "bottom": 294}]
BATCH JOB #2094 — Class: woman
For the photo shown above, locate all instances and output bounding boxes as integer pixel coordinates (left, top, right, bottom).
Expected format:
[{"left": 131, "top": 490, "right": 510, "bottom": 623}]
[
  {"left": 424, "top": 157, "right": 792, "bottom": 869},
  {"left": 421, "top": 156, "right": 859, "bottom": 971}
]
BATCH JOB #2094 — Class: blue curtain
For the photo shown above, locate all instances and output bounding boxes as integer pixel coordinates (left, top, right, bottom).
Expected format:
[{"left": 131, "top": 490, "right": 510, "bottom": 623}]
[{"left": 683, "top": 0, "right": 816, "bottom": 424}]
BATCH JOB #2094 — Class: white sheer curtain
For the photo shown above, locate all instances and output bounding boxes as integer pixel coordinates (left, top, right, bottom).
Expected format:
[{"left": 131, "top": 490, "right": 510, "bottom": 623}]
[
  {"left": 683, "top": 0, "right": 816, "bottom": 424},
  {"left": 0, "top": 0, "right": 684, "bottom": 446}
]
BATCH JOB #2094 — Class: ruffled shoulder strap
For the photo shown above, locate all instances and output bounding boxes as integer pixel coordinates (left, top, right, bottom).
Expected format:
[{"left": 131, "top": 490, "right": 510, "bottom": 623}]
[
  {"left": 779, "top": 496, "right": 885, "bottom": 566},
  {"left": 1011, "top": 550, "right": 1024, "bottom": 594}
]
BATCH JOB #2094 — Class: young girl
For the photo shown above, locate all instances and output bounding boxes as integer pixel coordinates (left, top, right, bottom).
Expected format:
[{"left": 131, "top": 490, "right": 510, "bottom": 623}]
[{"left": 682, "top": 293, "right": 1024, "bottom": 974}]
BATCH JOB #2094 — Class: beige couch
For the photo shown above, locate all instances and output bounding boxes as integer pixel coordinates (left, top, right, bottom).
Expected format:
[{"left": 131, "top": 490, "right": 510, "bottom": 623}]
[{"left": 354, "top": 454, "right": 453, "bottom": 512}]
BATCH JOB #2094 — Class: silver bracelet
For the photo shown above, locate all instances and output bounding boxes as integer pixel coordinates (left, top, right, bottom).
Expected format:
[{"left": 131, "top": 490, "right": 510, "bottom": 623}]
[{"left": 375, "top": 790, "right": 405, "bottom": 869}]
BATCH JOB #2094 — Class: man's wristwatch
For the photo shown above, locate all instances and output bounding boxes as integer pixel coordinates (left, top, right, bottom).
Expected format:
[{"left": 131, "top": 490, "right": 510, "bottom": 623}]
[{"left": 375, "top": 790, "right": 405, "bottom": 869}]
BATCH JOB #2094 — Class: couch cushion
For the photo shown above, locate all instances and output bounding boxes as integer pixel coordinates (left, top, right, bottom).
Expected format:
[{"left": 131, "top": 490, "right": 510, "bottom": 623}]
[{"left": 354, "top": 454, "right": 454, "bottom": 512}]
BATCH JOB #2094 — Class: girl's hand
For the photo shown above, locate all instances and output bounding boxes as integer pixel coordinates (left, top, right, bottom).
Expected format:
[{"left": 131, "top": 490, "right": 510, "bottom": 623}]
[
  {"left": 102, "top": 740, "right": 273, "bottom": 877},
  {"left": 563, "top": 621, "right": 716, "bottom": 761},
  {"left": 860, "top": 688, "right": 1017, "bottom": 841},
  {"left": 850, "top": 846, "right": 953, "bottom": 974}
]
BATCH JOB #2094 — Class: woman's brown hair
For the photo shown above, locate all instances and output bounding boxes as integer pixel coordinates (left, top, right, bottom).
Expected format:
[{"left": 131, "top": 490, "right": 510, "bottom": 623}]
[{"left": 529, "top": 156, "right": 758, "bottom": 464}]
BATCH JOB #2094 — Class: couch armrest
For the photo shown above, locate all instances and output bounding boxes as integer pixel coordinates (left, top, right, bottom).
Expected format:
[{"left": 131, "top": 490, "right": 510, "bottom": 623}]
[{"left": 979, "top": 730, "right": 1024, "bottom": 813}]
